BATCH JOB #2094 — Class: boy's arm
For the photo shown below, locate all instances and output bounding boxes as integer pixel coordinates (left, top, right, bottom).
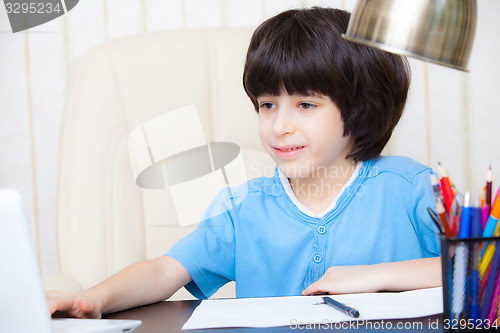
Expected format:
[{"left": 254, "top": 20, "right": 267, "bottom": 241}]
[
  {"left": 47, "top": 255, "right": 191, "bottom": 318},
  {"left": 302, "top": 257, "right": 441, "bottom": 295}
]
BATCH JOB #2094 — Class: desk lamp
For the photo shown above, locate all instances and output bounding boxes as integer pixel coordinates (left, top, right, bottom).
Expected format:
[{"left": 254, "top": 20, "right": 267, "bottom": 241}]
[{"left": 343, "top": 0, "right": 477, "bottom": 71}]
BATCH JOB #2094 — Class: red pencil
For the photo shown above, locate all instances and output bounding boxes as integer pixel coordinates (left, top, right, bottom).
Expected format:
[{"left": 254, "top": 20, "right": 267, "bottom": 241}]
[
  {"left": 437, "top": 163, "right": 454, "bottom": 214},
  {"left": 436, "top": 199, "right": 453, "bottom": 237},
  {"left": 451, "top": 198, "right": 462, "bottom": 237}
]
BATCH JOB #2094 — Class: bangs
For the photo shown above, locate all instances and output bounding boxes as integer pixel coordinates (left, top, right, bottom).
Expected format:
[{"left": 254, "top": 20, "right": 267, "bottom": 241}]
[{"left": 243, "top": 12, "right": 345, "bottom": 107}]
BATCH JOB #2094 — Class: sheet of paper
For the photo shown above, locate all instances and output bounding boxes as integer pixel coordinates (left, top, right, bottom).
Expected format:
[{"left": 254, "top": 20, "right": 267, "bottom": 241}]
[{"left": 182, "top": 287, "right": 443, "bottom": 330}]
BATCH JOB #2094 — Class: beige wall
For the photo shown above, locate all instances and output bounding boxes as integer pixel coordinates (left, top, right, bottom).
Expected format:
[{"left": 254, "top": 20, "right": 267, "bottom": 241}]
[{"left": 1, "top": 0, "right": 499, "bottom": 276}]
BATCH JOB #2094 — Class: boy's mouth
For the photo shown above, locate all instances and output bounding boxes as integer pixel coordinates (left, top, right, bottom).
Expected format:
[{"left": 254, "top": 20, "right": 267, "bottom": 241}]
[{"left": 273, "top": 145, "right": 305, "bottom": 159}]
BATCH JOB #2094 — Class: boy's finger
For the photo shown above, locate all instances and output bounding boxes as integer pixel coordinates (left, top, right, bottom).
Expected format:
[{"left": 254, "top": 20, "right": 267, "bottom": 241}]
[
  {"left": 77, "top": 298, "right": 92, "bottom": 312},
  {"left": 77, "top": 298, "right": 101, "bottom": 319},
  {"left": 46, "top": 291, "right": 78, "bottom": 315},
  {"left": 302, "top": 283, "right": 321, "bottom": 296}
]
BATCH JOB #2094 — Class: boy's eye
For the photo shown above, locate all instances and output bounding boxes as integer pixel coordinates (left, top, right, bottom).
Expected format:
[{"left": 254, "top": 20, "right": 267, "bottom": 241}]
[
  {"left": 299, "top": 102, "right": 316, "bottom": 110},
  {"left": 259, "top": 102, "right": 276, "bottom": 111}
]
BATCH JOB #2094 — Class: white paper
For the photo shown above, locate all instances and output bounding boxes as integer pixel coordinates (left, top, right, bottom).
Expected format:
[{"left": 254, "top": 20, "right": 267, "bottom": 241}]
[{"left": 182, "top": 287, "right": 443, "bottom": 330}]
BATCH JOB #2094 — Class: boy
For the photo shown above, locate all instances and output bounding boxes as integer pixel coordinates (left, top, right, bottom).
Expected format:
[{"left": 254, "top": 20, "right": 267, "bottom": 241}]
[{"left": 47, "top": 7, "right": 441, "bottom": 318}]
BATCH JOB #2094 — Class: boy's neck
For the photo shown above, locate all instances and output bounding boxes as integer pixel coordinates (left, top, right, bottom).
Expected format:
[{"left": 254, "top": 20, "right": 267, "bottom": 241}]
[{"left": 288, "top": 160, "right": 357, "bottom": 214}]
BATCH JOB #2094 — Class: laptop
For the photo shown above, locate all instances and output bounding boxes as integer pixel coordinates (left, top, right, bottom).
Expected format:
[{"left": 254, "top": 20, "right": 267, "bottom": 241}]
[{"left": 0, "top": 189, "right": 142, "bottom": 333}]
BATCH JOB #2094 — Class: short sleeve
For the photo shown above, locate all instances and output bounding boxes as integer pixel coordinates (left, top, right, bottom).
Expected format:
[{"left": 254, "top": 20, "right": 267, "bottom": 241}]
[
  {"left": 166, "top": 189, "right": 236, "bottom": 299},
  {"left": 410, "top": 168, "right": 441, "bottom": 257}
]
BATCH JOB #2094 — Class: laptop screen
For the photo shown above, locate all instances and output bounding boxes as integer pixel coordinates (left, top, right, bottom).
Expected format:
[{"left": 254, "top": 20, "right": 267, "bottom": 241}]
[{"left": 0, "top": 189, "right": 53, "bottom": 333}]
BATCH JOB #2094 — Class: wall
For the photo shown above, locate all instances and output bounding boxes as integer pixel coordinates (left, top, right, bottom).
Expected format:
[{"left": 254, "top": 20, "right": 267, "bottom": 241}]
[{"left": 0, "top": 0, "right": 499, "bottom": 276}]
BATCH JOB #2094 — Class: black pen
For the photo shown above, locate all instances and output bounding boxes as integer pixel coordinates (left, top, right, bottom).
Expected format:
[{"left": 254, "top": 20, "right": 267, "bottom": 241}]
[
  {"left": 322, "top": 296, "right": 360, "bottom": 318},
  {"left": 427, "top": 207, "right": 445, "bottom": 235}
]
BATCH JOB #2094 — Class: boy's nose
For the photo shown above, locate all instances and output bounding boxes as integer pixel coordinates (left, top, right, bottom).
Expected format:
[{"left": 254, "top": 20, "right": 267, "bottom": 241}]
[{"left": 273, "top": 109, "right": 295, "bottom": 136}]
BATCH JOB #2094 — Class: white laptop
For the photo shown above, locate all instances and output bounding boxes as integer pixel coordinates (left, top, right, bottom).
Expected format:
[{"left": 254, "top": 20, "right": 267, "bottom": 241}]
[{"left": 0, "top": 189, "right": 142, "bottom": 333}]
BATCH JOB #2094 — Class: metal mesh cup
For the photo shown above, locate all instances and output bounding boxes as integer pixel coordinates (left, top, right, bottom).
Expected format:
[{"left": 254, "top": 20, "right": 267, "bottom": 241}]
[{"left": 441, "top": 236, "right": 500, "bottom": 331}]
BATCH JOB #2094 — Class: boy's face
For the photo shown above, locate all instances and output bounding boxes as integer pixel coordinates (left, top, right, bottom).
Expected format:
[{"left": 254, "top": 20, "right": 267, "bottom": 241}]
[{"left": 257, "top": 93, "right": 355, "bottom": 180}]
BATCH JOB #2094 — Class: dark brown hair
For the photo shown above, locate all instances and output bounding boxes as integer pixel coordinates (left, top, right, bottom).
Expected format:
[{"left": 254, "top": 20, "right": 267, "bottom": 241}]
[{"left": 242, "top": 7, "right": 410, "bottom": 161}]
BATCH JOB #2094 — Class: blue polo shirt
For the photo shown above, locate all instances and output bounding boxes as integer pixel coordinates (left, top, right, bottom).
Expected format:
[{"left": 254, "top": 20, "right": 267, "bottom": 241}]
[{"left": 166, "top": 155, "right": 441, "bottom": 299}]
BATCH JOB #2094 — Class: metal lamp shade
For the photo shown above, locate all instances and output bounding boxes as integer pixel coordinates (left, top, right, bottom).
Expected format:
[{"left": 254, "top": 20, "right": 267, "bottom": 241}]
[{"left": 343, "top": 0, "right": 477, "bottom": 71}]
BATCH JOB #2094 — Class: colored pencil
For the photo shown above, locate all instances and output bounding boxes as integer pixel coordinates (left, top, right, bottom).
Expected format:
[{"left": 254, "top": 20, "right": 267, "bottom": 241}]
[
  {"left": 471, "top": 193, "right": 482, "bottom": 238},
  {"left": 480, "top": 188, "right": 500, "bottom": 259},
  {"left": 481, "top": 186, "right": 486, "bottom": 209},
  {"left": 487, "top": 272, "right": 500, "bottom": 322},
  {"left": 482, "top": 204, "right": 490, "bottom": 232},
  {"left": 436, "top": 200, "right": 452, "bottom": 237},
  {"left": 483, "top": 188, "right": 500, "bottom": 238},
  {"left": 471, "top": 244, "right": 481, "bottom": 322},
  {"left": 459, "top": 192, "right": 471, "bottom": 238},
  {"left": 437, "top": 163, "right": 455, "bottom": 214},
  {"left": 480, "top": 263, "right": 492, "bottom": 296},
  {"left": 480, "top": 246, "right": 500, "bottom": 320},
  {"left": 480, "top": 244, "right": 495, "bottom": 277},
  {"left": 470, "top": 194, "right": 483, "bottom": 322},
  {"left": 486, "top": 165, "right": 493, "bottom": 210},
  {"left": 430, "top": 173, "right": 443, "bottom": 202}
]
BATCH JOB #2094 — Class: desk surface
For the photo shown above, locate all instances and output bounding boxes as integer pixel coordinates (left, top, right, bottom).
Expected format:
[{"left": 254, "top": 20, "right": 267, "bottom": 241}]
[{"left": 104, "top": 299, "right": 446, "bottom": 333}]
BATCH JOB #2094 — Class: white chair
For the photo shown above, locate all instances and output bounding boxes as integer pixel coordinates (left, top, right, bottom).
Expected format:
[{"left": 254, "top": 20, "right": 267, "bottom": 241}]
[{"left": 45, "top": 28, "right": 275, "bottom": 300}]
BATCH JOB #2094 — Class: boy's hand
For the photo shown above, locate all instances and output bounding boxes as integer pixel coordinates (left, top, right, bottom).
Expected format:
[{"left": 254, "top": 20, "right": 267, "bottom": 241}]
[
  {"left": 302, "top": 265, "right": 383, "bottom": 296},
  {"left": 303, "top": 258, "right": 442, "bottom": 296},
  {"left": 46, "top": 291, "right": 102, "bottom": 319}
]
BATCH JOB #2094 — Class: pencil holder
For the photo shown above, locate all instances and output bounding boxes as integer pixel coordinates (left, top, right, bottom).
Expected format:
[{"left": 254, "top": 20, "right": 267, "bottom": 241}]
[{"left": 441, "top": 236, "right": 500, "bottom": 331}]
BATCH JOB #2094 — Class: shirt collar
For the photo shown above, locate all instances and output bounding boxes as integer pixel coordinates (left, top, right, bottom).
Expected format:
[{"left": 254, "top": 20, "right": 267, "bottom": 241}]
[{"left": 277, "top": 161, "right": 362, "bottom": 219}]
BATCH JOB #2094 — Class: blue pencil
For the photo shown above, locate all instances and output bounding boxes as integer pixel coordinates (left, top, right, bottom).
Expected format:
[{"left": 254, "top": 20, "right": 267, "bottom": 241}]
[
  {"left": 459, "top": 192, "right": 471, "bottom": 238},
  {"left": 470, "top": 194, "right": 482, "bottom": 322},
  {"left": 471, "top": 268, "right": 480, "bottom": 322},
  {"left": 470, "top": 194, "right": 482, "bottom": 238}
]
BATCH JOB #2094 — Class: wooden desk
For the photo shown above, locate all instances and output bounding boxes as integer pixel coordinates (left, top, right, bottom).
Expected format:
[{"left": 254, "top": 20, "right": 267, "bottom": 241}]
[{"left": 104, "top": 299, "right": 446, "bottom": 332}]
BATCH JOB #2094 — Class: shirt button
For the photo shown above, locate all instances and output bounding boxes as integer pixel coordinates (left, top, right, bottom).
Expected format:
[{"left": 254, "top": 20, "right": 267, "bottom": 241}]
[
  {"left": 317, "top": 226, "right": 326, "bottom": 234},
  {"left": 313, "top": 254, "right": 322, "bottom": 263}
]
